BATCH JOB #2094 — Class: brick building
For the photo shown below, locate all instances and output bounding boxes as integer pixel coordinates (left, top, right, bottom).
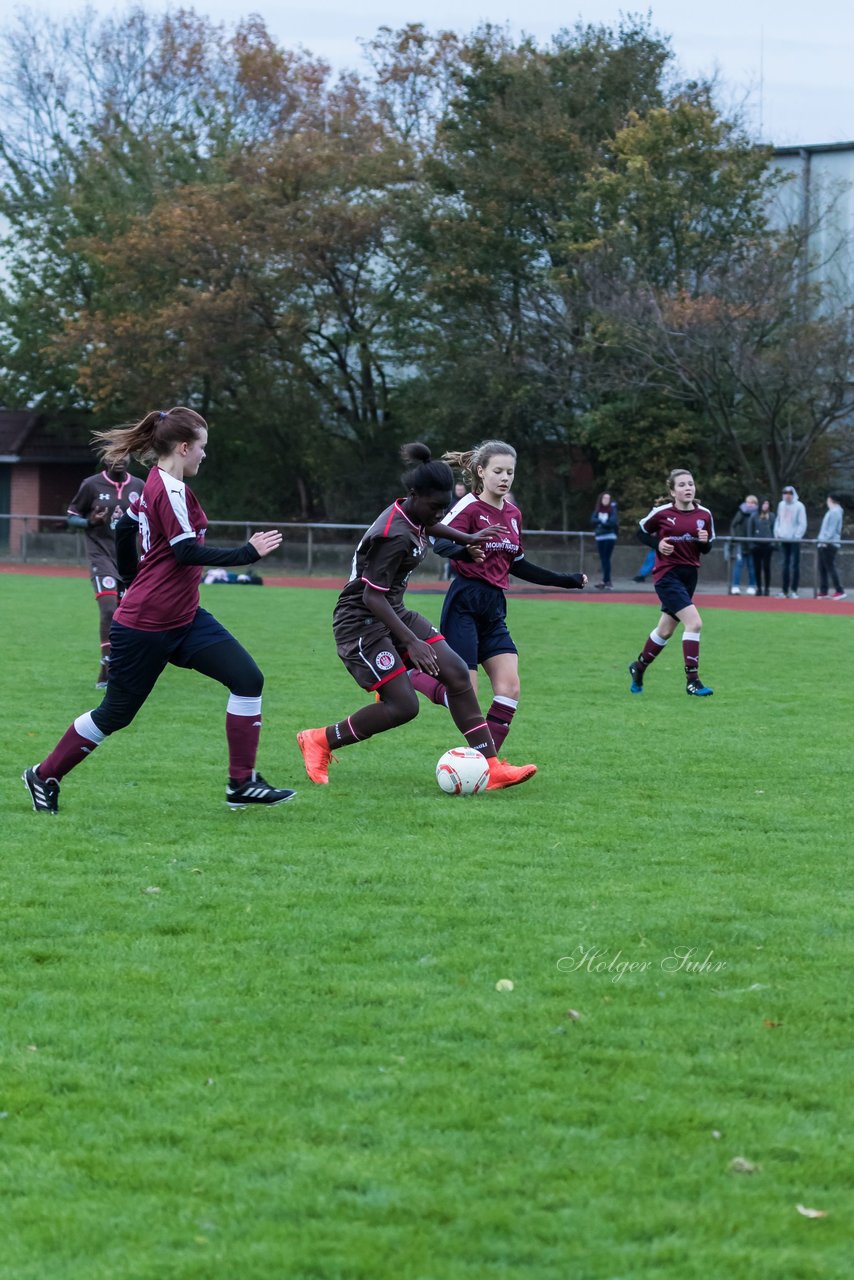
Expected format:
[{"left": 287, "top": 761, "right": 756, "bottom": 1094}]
[{"left": 0, "top": 411, "right": 96, "bottom": 554}]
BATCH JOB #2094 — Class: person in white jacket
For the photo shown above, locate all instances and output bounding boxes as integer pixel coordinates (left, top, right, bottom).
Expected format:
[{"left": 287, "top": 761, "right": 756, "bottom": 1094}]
[{"left": 774, "top": 485, "right": 807, "bottom": 598}]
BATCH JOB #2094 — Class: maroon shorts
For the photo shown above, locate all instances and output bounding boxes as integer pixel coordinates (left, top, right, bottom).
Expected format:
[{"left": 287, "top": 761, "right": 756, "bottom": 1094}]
[{"left": 334, "top": 608, "right": 443, "bottom": 691}]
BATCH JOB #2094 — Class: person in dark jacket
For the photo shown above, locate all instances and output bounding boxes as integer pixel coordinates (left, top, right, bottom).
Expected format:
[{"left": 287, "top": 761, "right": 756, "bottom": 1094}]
[
  {"left": 728, "top": 494, "right": 758, "bottom": 594},
  {"left": 591, "top": 492, "right": 618, "bottom": 591},
  {"left": 748, "top": 498, "right": 776, "bottom": 596}
]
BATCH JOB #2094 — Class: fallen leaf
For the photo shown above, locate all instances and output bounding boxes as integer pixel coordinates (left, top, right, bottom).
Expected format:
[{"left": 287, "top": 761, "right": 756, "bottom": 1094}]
[
  {"left": 730, "top": 1156, "right": 760, "bottom": 1174},
  {"left": 796, "top": 1204, "right": 828, "bottom": 1219},
  {"left": 712, "top": 1130, "right": 722, "bottom": 1140},
  {"left": 144, "top": 886, "right": 160, "bottom": 894},
  {"left": 566, "top": 1009, "right": 581, "bottom": 1020},
  {"left": 763, "top": 1019, "right": 781, "bottom": 1029},
  {"left": 495, "top": 978, "right": 514, "bottom": 992}
]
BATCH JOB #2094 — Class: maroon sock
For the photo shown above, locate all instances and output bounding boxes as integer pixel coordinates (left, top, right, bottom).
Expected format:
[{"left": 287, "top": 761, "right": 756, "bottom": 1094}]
[
  {"left": 39, "top": 723, "right": 99, "bottom": 781},
  {"left": 409, "top": 670, "right": 448, "bottom": 706},
  {"left": 486, "top": 698, "right": 517, "bottom": 752},
  {"left": 225, "top": 695, "right": 263, "bottom": 783},
  {"left": 682, "top": 632, "right": 701, "bottom": 680},
  {"left": 638, "top": 631, "right": 667, "bottom": 669}
]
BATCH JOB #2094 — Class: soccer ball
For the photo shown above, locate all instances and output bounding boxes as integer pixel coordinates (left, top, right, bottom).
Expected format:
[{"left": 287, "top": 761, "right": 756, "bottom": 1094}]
[{"left": 436, "top": 748, "right": 490, "bottom": 796}]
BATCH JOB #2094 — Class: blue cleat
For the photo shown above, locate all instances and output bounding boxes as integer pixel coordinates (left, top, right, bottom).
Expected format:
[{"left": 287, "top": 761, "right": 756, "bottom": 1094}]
[
  {"left": 686, "top": 679, "right": 714, "bottom": 697},
  {"left": 628, "top": 661, "right": 644, "bottom": 694}
]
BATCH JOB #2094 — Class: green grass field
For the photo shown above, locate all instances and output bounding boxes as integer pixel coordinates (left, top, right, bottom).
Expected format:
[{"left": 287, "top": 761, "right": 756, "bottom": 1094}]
[{"left": 1, "top": 575, "right": 851, "bottom": 1279}]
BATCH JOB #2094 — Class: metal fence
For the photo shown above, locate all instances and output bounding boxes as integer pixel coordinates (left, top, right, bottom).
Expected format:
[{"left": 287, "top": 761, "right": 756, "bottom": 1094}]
[{"left": 0, "top": 512, "right": 850, "bottom": 596}]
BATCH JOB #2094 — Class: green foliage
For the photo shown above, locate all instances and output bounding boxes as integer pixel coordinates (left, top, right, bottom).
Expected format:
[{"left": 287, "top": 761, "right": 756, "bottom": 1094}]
[
  {"left": 2, "top": 575, "right": 852, "bottom": 1277},
  {"left": 1, "top": 9, "right": 851, "bottom": 521}
]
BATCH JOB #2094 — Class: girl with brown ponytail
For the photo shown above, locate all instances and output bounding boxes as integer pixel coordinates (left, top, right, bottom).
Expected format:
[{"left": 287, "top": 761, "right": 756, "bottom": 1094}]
[{"left": 23, "top": 407, "right": 296, "bottom": 813}]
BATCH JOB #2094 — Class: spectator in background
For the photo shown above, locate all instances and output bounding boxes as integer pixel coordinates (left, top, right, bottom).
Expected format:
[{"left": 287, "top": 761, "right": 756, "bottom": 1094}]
[
  {"left": 816, "top": 494, "right": 846, "bottom": 600},
  {"left": 774, "top": 485, "right": 807, "bottom": 598},
  {"left": 67, "top": 459, "right": 145, "bottom": 687},
  {"left": 591, "top": 491, "right": 618, "bottom": 591},
  {"left": 748, "top": 498, "right": 776, "bottom": 596},
  {"left": 728, "top": 494, "right": 758, "bottom": 594}
]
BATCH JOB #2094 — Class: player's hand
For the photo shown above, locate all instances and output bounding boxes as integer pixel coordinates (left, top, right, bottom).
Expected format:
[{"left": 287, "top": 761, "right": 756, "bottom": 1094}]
[
  {"left": 697, "top": 528, "right": 709, "bottom": 543},
  {"left": 88, "top": 504, "right": 110, "bottom": 526},
  {"left": 578, "top": 573, "right": 588, "bottom": 588},
  {"left": 466, "top": 545, "right": 486, "bottom": 563},
  {"left": 407, "top": 638, "right": 440, "bottom": 676},
  {"left": 658, "top": 537, "right": 674, "bottom": 556},
  {"left": 471, "top": 525, "right": 504, "bottom": 541},
  {"left": 249, "top": 530, "right": 283, "bottom": 558}
]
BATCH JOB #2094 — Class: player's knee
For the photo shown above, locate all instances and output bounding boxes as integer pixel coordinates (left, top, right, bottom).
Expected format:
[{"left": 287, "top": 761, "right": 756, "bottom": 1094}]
[
  {"left": 439, "top": 650, "right": 471, "bottom": 696},
  {"left": 231, "top": 659, "right": 264, "bottom": 698},
  {"left": 385, "top": 680, "right": 420, "bottom": 725},
  {"left": 91, "top": 690, "right": 139, "bottom": 735}
]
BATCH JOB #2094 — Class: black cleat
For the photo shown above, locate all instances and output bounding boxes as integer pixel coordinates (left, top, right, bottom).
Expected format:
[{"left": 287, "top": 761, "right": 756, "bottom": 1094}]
[
  {"left": 23, "top": 765, "right": 60, "bottom": 814},
  {"left": 628, "top": 661, "right": 644, "bottom": 694},
  {"left": 686, "top": 679, "right": 714, "bottom": 697},
  {"left": 226, "top": 771, "right": 296, "bottom": 809}
]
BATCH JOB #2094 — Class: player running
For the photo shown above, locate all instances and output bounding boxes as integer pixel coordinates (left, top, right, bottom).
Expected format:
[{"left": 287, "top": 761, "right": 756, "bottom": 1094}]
[
  {"left": 67, "top": 459, "right": 145, "bottom": 687},
  {"left": 296, "top": 443, "right": 538, "bottom": 790},
  {"left": 407, "top": 439, "right": 587, "bottom": 752},
  {"left": 628, "top": 468, "right": 715, "bottom": 697},
  {"left": 23, "top": 406, "right": 295, "bottom": 813}
]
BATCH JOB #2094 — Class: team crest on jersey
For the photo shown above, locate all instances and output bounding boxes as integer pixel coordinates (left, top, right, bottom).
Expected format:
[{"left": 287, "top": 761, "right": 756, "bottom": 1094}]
[
  {"left": 510, "top": 517, "right": 519, "bottom": 533},
  {"left": 696, "top": 519, "right": 706, "bottom": 530},
  {"left": 376, "top": 650, "right": 396, "bottom": 671},
  {"left": 102, "top": 575, "right": 117, "bottom": 589}
]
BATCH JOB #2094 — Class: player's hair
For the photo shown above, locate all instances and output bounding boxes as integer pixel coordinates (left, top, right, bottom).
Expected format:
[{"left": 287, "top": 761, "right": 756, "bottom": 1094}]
[
  {"left": 443, "top": 440, "right": 516, "bottom": 495},
  {"left": 93, "top": 407, "right": 207, "bottom": 468},
  {"left": 400, "top": 442, "right": 454, "bottom": 494}
]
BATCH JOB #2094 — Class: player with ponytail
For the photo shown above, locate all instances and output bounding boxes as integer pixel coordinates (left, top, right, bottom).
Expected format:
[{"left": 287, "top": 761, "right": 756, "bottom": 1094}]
[
  {"left": 407, "top": 439, "right": 587, "bottom": 752},
  {"left": 628, "top": 468, "right": 716, "bottom": 697},
  {"left": 23, "top": 407, "right": 296, "bottom": 813}
]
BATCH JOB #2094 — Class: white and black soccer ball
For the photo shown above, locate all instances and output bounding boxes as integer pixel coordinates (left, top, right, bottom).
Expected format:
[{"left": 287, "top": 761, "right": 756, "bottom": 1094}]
[{"left": 436, "top": 747, "right": 490, "bottom": 796}]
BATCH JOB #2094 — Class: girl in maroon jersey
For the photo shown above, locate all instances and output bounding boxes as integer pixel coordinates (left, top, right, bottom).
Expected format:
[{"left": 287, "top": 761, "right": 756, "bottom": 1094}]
[
  {"left": 628, "top": 468, "right": 715, "bottom": 697},
  {"left": 407, "top": 439, "right": 586, "bottom": 751},
  {"left": 22, "top": 406, "right": 295, "bottom": 813},
  {"left": 296, "top": 443, "right": 537, "bottom": 791}
]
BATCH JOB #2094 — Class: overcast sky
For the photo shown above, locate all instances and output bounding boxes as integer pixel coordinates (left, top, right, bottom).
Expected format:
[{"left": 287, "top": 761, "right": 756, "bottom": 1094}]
[{"left": 25, "top": 0, "right": 854, "bottom": 146}]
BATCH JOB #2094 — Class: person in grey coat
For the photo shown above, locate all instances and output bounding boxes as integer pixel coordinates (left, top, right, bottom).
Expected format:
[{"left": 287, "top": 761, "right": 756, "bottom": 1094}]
[
  {"left": 774, "top": 485, "right": 807, "bottom": 598},
  {"left": 816, "top": 494, "right": 846, "bottom": 600}
]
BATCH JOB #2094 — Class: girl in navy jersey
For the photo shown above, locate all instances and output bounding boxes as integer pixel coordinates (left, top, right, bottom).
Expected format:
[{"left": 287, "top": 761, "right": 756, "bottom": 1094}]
[
  {"left": 407, "top": 440, "right": 587, "bottom": 751},
  {"left": 628, "top": 468, "right": 715, "bottom": 697},
  {"left": 296, "top": 443, "right": 537, "bottom": 790},
  {"left": 23, "top": 406, "right": 295, "bottom": 813}
]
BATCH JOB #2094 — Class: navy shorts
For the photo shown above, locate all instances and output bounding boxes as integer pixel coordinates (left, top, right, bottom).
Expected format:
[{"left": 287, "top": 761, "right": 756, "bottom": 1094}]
[
  {"left": 655, "top": 566, "right": 699, "bottom": 618},
  {"left": 107, "top": 607, "right": 236, "bottom": 698},
  {"left": 440, "top": 577, "right": 517, "bottom": 670}
]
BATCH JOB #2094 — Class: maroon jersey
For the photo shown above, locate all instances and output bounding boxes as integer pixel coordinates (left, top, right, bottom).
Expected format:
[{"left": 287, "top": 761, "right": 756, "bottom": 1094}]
[
  {"left": 443, "top": 493, "right": 523, "bottom": 590},
  {"left": 335, "top": 500, "right": 429, "bottom": 619},
  {"left": 639, "top": 502, "right": 716, "bottom": 582},
  {"left": 113, "top": 468, "right": 209, "bottom": 631},
  {"left": 68, "top": 471, "right": 145, "bottom": 576}
]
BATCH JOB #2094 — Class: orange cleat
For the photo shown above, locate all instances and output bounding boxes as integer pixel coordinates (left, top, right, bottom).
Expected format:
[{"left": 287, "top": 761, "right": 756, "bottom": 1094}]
[
  {"left": 486, "top": 758, "right": 538, "bottom": 790},
  {"left": 297, "top": 727, "right": 335, "bottom": 784}
]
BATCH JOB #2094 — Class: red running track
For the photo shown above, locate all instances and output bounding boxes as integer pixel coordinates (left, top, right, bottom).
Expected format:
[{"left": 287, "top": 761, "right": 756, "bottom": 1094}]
[{"left": 2, "top": 562, "right": 852, "bottom": 615}]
